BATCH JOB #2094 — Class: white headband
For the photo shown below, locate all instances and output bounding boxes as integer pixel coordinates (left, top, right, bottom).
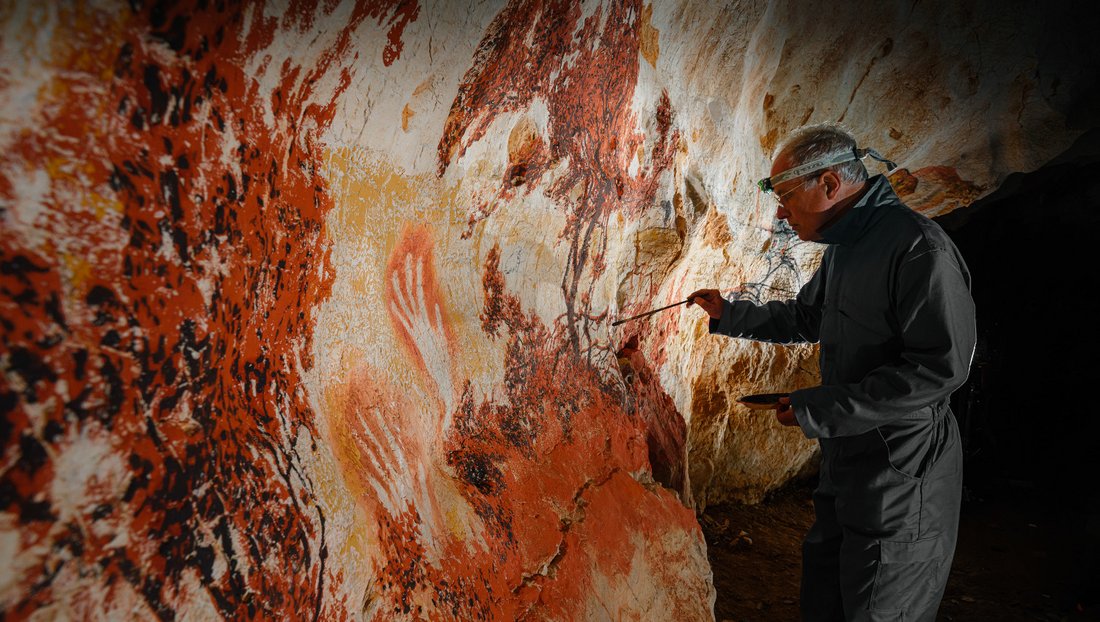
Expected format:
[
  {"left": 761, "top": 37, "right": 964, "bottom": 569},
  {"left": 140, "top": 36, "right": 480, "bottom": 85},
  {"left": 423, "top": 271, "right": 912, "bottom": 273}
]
[{"left": 759, "top": 148, "right": 898, "bottom": 193}]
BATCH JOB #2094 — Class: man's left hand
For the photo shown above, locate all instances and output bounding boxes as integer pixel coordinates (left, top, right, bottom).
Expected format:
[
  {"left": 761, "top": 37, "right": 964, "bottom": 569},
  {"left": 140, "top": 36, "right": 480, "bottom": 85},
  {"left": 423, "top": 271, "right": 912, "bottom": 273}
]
[{"left": 776, "top": 397, "right": 798, "bottom": 426}]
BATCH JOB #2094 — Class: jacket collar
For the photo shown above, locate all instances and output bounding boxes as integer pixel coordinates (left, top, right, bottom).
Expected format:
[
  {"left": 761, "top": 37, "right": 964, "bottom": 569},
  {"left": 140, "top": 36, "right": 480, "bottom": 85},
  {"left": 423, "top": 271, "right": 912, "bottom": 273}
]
[{"left": 817, "top": 175, "right": 900, "bottom": 245}]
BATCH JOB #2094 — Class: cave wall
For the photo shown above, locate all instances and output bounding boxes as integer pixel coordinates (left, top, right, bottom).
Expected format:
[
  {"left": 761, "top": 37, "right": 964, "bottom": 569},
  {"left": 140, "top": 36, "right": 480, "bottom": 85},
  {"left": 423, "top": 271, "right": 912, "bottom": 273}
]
[{"left": 1, "top": 0, "right": 1096, "bottom": 619}]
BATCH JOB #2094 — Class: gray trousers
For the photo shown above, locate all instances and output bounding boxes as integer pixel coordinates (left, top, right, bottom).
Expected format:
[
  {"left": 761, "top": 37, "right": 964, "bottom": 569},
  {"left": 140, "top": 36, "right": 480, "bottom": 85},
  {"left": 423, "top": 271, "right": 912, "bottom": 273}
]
[{"left": 801, "top": 409, "right": 963, "bottom": 621}]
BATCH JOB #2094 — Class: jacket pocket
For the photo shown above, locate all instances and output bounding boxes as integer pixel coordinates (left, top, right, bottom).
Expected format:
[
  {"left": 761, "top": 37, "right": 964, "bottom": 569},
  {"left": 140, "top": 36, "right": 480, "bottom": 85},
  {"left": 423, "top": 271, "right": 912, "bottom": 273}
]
[{"left": 876, "top": 420, "right": 933, "bottom": 481}]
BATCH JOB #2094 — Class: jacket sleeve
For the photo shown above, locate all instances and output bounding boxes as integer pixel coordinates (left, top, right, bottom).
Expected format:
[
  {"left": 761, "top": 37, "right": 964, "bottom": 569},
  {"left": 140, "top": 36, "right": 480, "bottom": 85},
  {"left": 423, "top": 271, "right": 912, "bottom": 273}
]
[
  {"left": 708, "top": 257, "right": 827, "bottom": 344},
  {"left": 790, "top": 247, "right": 977, "bottom": 439}
]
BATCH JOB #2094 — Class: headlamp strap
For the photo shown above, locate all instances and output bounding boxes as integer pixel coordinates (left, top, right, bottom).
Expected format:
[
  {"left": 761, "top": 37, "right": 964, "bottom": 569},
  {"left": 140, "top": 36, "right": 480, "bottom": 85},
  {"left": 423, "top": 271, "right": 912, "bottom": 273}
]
[
  {"left": 761, "top": 147, "right": 898, "bottom": 193},
  {"left": 857, "top": 147, "right": 898, "bottom": 171}
]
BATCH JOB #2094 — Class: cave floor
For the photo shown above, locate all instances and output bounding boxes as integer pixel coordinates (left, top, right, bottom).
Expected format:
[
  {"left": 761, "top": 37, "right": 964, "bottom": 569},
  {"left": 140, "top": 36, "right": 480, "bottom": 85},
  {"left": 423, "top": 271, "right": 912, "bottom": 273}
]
[{"left": 702, "top": 479, "right": 1100, "bottom": 621}]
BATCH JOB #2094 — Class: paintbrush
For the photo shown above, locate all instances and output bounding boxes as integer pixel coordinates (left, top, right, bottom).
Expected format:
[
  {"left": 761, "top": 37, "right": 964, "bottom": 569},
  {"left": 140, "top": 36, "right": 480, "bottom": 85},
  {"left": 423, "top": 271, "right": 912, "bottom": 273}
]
[{"left": 611, "top": 298, "right": 693, "bottom": 326}]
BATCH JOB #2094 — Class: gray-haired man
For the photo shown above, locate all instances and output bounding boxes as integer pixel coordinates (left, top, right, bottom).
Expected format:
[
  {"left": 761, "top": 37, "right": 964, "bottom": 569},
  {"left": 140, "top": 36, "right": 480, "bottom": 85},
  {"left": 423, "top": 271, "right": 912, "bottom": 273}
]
[{"left": 690, "top": 124, "right": 976, "bottom": 621}]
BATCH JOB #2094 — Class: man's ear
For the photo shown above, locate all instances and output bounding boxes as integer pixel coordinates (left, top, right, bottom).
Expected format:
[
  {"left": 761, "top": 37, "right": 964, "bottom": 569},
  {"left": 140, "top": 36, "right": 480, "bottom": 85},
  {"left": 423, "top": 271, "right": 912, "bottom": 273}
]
[{"left": 821, "top": 170, "right": 842, "bottom": 200}]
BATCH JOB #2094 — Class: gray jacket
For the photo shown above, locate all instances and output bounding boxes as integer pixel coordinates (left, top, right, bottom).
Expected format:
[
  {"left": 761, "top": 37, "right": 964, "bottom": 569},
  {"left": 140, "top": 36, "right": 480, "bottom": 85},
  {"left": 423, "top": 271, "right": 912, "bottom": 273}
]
[{"left": 710, "top": 175, "right": 976, "bottom": 440}]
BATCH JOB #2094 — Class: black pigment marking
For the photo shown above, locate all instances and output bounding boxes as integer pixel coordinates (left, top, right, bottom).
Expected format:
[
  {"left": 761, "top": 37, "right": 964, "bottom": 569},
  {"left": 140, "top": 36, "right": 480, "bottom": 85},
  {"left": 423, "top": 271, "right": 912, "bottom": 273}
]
[
  {"left": 500, "top": 408, "right": 540, "bottom": 453},
  {"left": 8, "top": 347, "right": 58, "bottom": 390},
  {"left": 313, "top": 506, "right": 328, "bottom": 622},
  {"left": 152, "top": 14, "right": 188, "bottom": 53},
  {"left": 129, "top": 220, "right": 147, "bottom": 249},
  {"left": 172, "top": 226, "right": 190, "bottom": 263},
  {"left": 0, "top": 390, "right": 15, "bottom": 416},
  {"left": 93, "top": 310, "right": 115, "bottom": 327},
  {"left": 92, "top": 503, "right": 113, "bottom": 521},
  {"left": 1, "top": 254, "right": 50, "bottom": 285},
  {"left": 55, "top": 522, "right": 86, "bottom": 557},
  {"left": 159, "top": 169, "right": 183, "bottom": 221},
  {"left": 203, "top": 66, "right": 220, "bottom": 95},
  {"left": 114, "top": 42, "right": 134, "bottom": 78},
  {"left": 144, "top": 415, "right": 164, "bottom": 448},
  {"left": 195, "top": 544, "right": 216, "bottom": 581},
  {"left": 18, "top": 433, "right": 49, "bottom": 472},
  {"left": 143, "top": 64, "right": 169, "bottom": 125},
  {"left": 42, "top": 420, "right": 63, "bottom": 443},
  {"left": 72, "top": 348, "right": 88, "bottom": 380},
  {"left": 20, "top": 499, "right": 56, "bottom": 523},
  {"left": 86, "top": 285, "right": 118, "bottom": 306},
  {"left": 44, "top": 293, "right": 67, "bottom": 330},
  {"left": 13, "top": 288, "right": 38, "bottom": 306},
  {"left": 149, "top": 0, "right": 170, "bottom": 28},
  {"left": 447, "top": 450, "right": 505, "bottom": 496},
  {"left": 224, "top": 173, "right": 237, "bottom": 202},
  {"left": 98, "top": 354, "right": 125, "bottom": 421},
  {"left": 100, "top": 329, "right": 121, "bottom": 347},
  {"left": 178, "top": 77, "right": 195, "bottom": 125},
  {"left": 113, "top": 552, "right": 176, "bottom": 622},
  {"left": 122, "top": 466, "right": 143, "bottom": 504},
  {"left": 159, "top": 390, "right": 179, "bottom": 412},
  {"left": 0, "top": 480, "right": 14, "bottom": 509}
]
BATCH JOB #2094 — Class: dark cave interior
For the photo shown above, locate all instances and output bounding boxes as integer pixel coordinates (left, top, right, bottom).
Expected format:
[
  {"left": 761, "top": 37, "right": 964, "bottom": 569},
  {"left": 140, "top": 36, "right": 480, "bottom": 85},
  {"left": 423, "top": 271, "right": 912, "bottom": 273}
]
[
  {"left": 938, "top": 127, "right": 1100, "bottom": 613},
  {"left": 939, "top": 127, "right": 1100, "bottom": 510}
]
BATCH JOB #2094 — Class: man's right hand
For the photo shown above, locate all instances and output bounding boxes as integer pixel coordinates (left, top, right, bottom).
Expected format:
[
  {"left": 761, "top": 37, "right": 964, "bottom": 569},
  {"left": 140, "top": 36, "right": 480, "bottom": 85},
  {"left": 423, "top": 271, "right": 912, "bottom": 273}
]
[{"left": 686, "top": 288, "right": 724, "bottom": 320}]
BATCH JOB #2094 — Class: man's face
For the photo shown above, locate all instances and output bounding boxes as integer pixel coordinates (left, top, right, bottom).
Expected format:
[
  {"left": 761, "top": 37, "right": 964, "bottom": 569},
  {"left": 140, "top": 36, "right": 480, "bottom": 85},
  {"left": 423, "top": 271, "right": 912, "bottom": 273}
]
[{"left": 769, "top": 152, "right": 832, "bottom": 241}]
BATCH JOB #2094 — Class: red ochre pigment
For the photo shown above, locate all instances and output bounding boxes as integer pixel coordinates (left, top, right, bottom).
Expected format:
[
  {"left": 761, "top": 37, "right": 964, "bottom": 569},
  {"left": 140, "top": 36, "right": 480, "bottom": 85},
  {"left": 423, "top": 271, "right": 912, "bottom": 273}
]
[
  {"left": 0, "top": 1, "right": 417, "bottom": 619},
  {"left": 384, "top": 225, "right": 457, "bottom": 380}
]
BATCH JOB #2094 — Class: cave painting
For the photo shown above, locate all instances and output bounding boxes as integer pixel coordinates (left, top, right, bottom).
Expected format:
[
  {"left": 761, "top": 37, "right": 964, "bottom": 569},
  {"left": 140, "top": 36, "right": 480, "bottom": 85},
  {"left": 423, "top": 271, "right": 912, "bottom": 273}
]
[
  {"left": 318, "top": 216, "right": 711, "bottom": 616},
  {"left": 386, "top": 227, "right": 457, "bottom": 423}
]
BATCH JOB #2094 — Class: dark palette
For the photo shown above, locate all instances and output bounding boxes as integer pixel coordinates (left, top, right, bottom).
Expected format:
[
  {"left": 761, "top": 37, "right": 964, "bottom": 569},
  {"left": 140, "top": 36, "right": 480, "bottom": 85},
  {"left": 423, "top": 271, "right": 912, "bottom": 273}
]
[{"left": 737, "top": 393, "right": 791, "bottom": 409}]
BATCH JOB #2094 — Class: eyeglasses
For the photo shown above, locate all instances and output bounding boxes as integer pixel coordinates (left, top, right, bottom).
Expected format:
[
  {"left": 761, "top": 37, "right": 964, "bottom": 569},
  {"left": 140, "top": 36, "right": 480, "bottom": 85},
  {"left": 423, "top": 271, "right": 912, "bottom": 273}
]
[
  {"left": 775, "top": 182, "right": 804, "bottom": 205},
  {"left": 763, "top": 178, "right": 814, "bottom": 209}
]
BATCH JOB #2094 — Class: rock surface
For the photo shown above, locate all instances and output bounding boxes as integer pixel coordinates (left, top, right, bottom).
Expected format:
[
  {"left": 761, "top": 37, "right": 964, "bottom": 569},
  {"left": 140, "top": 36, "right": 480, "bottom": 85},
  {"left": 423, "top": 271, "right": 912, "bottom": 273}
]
[{"left": 1, "top": 0, "right": 1096, "bottom": 619}]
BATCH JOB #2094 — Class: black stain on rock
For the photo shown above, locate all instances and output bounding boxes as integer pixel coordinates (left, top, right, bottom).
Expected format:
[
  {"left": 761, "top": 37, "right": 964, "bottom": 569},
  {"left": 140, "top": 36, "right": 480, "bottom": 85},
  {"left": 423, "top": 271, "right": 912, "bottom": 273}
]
[{"left": 447, "top": 450, "right": 504, "bottom": 496}]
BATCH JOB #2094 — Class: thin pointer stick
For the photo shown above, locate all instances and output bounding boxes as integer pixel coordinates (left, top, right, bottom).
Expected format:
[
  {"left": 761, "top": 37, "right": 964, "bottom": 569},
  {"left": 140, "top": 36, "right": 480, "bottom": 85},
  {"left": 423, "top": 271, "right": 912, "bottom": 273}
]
[{"left": 611, "top": 298, "right": 692, "bottom": 326}]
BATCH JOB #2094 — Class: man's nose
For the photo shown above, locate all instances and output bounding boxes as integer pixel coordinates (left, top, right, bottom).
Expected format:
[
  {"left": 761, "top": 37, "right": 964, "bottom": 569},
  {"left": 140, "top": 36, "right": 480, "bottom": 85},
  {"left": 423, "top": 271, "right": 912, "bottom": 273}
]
[{"left": 775, "top": 204, "right": 789, "bottom": 220}]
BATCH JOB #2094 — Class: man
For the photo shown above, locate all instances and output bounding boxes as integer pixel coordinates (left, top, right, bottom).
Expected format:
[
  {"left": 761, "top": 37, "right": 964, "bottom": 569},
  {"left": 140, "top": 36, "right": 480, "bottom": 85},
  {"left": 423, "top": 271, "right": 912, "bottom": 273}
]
[{"left": 689, "top": 124, "right": 976, "bottom": 621}]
